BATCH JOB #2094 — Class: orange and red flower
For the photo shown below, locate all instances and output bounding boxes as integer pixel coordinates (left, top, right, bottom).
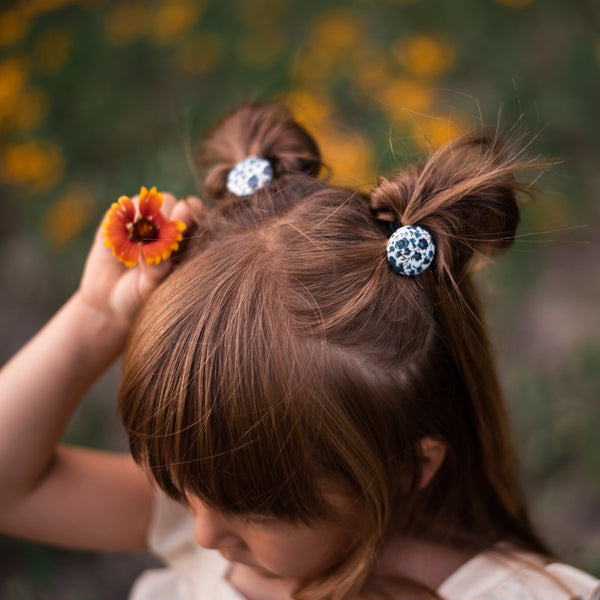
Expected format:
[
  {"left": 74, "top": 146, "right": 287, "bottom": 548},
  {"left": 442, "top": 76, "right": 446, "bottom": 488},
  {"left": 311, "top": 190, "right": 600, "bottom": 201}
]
[{"left": 103, "top": 186, "right": 186, "bottom": 267}]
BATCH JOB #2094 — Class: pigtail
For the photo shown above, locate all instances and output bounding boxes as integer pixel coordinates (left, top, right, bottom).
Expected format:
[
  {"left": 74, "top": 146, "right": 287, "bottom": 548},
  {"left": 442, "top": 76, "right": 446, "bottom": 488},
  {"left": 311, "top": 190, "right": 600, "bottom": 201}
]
[
  {"left": 197, "top": 102, "right": 322, "bottom": 199},
  {"left": 370, "top": 131, "right": 545, "bottom": 282},
  {"left": 370, "top": 132, "right": 551, "bottom": 551}
]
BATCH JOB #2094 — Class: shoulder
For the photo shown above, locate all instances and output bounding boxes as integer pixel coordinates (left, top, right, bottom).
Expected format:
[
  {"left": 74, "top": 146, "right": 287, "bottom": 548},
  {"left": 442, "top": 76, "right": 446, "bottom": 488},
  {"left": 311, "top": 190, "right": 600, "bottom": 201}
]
[{"left": 438, "top": 549, "right": 600, "bottom": 600}]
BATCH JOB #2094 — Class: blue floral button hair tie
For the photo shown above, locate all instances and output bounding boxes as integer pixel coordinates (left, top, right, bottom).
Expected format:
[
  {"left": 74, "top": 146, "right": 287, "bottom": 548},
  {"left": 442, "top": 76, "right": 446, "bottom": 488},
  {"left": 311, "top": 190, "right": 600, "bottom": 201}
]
[
  {"left": 386, "top": 225, "right": 435, "bottom": 276},
  {"left": 226, "top": 156, "right": 274, "bottom": 197}
]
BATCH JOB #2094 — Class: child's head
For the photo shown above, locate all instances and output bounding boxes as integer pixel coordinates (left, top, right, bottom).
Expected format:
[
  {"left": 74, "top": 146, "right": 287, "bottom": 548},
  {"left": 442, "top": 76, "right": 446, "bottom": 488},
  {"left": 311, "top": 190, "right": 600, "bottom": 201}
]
[{"left": 119, "top": 103, "right": 546, "bottom": 598}]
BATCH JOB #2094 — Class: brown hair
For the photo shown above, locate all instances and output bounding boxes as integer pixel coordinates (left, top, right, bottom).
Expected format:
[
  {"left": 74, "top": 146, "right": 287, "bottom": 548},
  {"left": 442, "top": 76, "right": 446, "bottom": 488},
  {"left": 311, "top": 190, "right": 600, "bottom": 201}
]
[{"left": 119, "top": 103, "right": 549, "bottom": 599}]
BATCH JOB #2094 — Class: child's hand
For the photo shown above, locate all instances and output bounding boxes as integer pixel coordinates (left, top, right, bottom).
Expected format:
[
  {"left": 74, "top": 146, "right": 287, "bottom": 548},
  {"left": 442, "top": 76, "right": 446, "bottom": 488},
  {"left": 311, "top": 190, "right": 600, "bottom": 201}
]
[{"left": 78, "top": 192, "right": 197, "bottom": 333}]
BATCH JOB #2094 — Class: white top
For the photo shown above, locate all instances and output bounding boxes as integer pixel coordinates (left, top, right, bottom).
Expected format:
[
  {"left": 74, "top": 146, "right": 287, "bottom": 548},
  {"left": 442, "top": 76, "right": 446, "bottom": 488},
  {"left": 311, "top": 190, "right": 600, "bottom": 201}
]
[{"left": 130, "top": 492, "right": 600, "bottom": 600}]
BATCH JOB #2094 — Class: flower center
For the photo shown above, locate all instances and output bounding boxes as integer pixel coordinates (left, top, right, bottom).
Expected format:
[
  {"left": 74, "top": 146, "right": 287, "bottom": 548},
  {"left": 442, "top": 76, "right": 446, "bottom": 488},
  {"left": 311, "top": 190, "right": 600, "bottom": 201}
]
[{"left": 129, "top": 217, "right": 159, "bottom": 243}]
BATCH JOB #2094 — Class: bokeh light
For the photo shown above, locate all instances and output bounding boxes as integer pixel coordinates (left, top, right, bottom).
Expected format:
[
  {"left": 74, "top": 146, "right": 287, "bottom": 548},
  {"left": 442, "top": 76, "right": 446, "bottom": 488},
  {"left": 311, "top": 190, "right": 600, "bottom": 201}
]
[{"left": 0, "top": 1, "right": 598, "bottom": 598}]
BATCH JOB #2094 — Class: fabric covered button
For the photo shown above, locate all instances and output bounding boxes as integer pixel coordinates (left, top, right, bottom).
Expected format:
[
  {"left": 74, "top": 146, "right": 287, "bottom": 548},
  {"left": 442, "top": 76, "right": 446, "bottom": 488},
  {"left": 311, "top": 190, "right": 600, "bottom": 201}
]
[
  {"left": 226, "top": 156, "right": 273, "bottom": 197},
  {"left": 386, "top": 225, "right": 435, "bottom": 276}
]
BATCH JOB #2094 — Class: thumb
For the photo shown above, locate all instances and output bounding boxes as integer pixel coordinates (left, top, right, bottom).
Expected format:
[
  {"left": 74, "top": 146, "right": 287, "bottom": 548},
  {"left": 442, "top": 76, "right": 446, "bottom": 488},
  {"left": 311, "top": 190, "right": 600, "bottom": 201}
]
[
  {"left": 136, "top": 197, "right": 196, "bottom": 299},
  {"left": 137, "top": 258, "right": 172, "bottom": 300}
]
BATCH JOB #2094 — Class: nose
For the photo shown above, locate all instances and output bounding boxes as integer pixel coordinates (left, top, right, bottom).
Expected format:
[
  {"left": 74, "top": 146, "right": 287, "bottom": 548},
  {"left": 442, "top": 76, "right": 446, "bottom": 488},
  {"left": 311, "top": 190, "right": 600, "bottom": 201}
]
[{"left": 192, "top": 503, "right": 246, "bottom": 551}]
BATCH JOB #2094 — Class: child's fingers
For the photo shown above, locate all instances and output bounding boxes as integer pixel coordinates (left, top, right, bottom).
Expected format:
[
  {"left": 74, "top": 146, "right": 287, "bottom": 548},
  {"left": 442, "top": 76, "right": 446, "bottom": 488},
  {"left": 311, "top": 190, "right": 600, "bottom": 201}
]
[
  {"left": 137, "top": 257, "right": 171, "bottom": 299},
  {"left": 170, "top": 197, "right": 197, "bottom": 228},
  {"left": 162, "top": 193, "right": 203, "bottom": 229},
  {"left": 184, "top": 195, "right": 207, "bottom": 227},
  {"left": 135, "top": 195, "right": 196, "bottom": 299},
  {"left": 161, "top": 192, "right": 177, "bottom": 216}
]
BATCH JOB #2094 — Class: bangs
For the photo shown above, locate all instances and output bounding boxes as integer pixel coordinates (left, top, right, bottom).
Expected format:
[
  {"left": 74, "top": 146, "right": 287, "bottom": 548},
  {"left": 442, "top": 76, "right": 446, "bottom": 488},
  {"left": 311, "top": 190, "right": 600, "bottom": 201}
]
[
  {"left": 119, "top": 232, "right": 336, "bottom": 524},
  {"left": 136, "top": 383, "right": 331, "bottom": 524}
]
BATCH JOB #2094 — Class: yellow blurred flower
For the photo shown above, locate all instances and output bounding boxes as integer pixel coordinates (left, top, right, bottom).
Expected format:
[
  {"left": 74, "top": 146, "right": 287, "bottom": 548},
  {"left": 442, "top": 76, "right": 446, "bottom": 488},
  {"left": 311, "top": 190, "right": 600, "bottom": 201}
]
[
  {"left": 0, "top": 8, "right": 30, "bottom": 47},
  {"left": 173, "top": 32, "right": 223, "bottom": 75},
  {"left": 0, "top": 57, "right": 29, "bottom": 122},
  {"left": 410, "top": 114, "right": 466, "bottom": 150},
  {"left": 393, "top": 34, "right": 455, "bottom": 78},
  {"left": 283, "top": 89, "right": 333, "bottom": 133},
  {"left": 76, "top": 0, "right": 108, "bottom": 6},
  {"left": 350, "top": 47, "right": 393, "bottom": 92},
  {"left": 309, "top": 10, "right": 364, "bottom": 56},
  {"left": 377, "top": 77, "right": 435, "bottom": 121},
  {"left": 7, "top": 89, "right": 47, "bottom": 131},
  {"left": 0, "top": 140, "right": 64, "bottom": 191},
  {"left": 292, "top": 48, "right": 336, "bottom": 84},
  {"left": 291, "top": 10, "right": 365, "bottom": 84},
  {"left": 318, "top": 124, "right": 375, "bottom": 188},
  {"left": 35, "top": 28, "right": 72, "bottom": 72},
  {"left": 43, "top": 185, "right": 95, "bottom": 248},
  {"left": 104, "top": 2, "right": 149, "bottom": 45},
  {"left": 149, "top": 0, "right": 205, "bottom": 46},
  {"left": 494, "top": 0, "right": 534, "bottom": 6},
  {"left": 237, "top": 0, "right": 288, "bottom": 28},
  {"left": 283, "top": 89, "right": 375, "bottom": 186},
  {"left": 237, "top": 30, "right": 284, "bottom": 68},
  {"left": 22, "top": 0, "right": 74, "bottom": 17}
]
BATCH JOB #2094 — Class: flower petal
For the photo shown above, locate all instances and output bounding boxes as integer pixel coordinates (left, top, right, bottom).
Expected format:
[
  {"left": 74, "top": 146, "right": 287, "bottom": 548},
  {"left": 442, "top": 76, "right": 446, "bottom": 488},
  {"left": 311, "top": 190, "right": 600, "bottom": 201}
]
[
  {"left": 158, "top": 219, "right": 187, "bottom": 240},
  {"left": 139, "top": 186, "right": 164, "bottom": 219},
  {"left": 103, "top": 198, "right": 134, "bottom": 244},
  {"left": 109, "top": 237, "right": 140, "bottom": 267},
  {"left": 115, "top": 196, "right": 136, "bottom": 220},
  {"left": 102, "top": 196, "right": 140, "bottom": 267}
]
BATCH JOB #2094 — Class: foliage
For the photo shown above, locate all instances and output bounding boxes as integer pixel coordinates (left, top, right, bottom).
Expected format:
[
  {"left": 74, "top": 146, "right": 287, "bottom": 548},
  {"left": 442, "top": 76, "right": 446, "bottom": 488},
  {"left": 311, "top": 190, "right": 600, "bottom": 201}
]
[{"left": 0, "top": 0, "right": 599, "bottom": 596}]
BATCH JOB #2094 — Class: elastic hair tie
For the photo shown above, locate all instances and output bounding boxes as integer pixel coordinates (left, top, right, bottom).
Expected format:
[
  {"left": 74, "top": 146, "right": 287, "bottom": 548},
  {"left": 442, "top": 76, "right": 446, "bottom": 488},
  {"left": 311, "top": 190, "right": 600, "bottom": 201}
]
[
  {"left": 386, "top": 225, "right": 435, "bottom": 276},
  {"left": 226, "top": 156, "right": 274, "bottom": 197}
]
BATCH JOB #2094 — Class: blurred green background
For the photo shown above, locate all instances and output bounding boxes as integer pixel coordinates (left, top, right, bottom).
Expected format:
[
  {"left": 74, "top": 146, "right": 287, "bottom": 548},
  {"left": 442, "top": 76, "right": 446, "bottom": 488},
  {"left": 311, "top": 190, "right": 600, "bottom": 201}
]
[{"left": 1, "top": 0, "right": 599, "bottom": 597}]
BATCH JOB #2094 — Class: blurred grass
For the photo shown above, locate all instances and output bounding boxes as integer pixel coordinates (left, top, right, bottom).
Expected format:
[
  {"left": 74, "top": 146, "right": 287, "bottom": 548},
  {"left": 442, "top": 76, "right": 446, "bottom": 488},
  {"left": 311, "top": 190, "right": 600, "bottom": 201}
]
[{"left": 1, "top": 0, "right": 599, "bottom": 596}]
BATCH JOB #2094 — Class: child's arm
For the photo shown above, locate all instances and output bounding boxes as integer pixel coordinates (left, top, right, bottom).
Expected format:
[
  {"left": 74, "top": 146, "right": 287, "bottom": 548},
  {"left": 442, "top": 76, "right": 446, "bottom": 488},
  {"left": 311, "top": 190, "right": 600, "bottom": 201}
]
[{"left": 0, "top": 193, "right": 194, "bottom": 551}]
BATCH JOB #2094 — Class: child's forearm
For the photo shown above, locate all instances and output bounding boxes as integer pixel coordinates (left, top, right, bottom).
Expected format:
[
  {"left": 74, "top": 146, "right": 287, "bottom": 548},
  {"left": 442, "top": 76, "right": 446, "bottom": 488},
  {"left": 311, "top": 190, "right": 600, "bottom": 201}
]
[{"left": 0, "top": 291, "right": 127, "bottom": 509}]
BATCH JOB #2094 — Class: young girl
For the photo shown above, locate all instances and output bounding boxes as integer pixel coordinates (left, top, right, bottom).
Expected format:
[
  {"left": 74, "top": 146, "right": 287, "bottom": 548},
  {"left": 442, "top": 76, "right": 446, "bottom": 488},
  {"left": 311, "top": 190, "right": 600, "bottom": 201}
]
[{"left": 0, "top": 103, "right": 598, "bottom": 600}]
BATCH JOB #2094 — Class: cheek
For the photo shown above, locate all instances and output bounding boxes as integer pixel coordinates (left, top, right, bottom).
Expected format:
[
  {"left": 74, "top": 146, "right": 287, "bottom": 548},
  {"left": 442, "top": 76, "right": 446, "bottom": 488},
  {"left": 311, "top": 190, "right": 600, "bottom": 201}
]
[{"left": 248, "top": 525, "right": 354, "bottom": 579}]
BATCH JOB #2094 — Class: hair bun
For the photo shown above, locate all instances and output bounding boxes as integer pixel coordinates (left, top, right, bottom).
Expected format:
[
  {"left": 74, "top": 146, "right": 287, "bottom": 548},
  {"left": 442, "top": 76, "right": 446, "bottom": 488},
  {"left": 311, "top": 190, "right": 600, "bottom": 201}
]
[
  {"left": 370, "top": 132, "right": 546, "bottom": 280},
  {"left": 197, "top": 102, "right": 322, "bottom": 199}
]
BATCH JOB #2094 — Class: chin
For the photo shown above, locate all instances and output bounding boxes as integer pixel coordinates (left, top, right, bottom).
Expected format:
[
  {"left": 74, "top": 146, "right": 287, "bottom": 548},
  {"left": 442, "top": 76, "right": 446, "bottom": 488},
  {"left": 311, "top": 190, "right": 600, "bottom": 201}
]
[{"left": 220, "top": 550, "right": 272, "bottom": 575}]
